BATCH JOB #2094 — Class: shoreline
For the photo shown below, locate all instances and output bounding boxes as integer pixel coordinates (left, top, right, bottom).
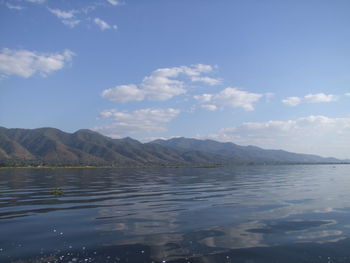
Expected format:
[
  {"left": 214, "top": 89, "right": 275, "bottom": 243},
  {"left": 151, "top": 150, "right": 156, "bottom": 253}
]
[{"left": 0, "top": 163, "right": 349, "bottom": 170}]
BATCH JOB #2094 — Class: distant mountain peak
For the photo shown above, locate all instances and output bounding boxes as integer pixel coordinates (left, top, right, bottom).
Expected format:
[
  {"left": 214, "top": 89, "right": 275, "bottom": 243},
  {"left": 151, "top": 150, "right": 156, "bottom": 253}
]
[
  {"left": 121, "top": 136, "right": 141, "bottom": 143},
  {"left": 74, "top": 129, "right": 100, "bottom": 135}
]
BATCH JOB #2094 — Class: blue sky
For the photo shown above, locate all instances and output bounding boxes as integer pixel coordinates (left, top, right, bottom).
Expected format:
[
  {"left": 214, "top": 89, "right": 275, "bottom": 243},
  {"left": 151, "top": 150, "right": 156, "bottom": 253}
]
[{"left": 1, "top": 0, "right": 350, "bottom": 158}]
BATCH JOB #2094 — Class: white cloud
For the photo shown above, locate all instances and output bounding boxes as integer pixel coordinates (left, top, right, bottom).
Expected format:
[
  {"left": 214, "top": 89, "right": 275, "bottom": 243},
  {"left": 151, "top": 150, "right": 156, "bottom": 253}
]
[
  {"left": 191, "top": 76, "right": 221, "bottom": 85},
  {"left": 48, "top": 7, "right": 116, "bottom": 30},
  {"left": 48, "top": 8, "right": 80, "bottom": 28},
  {"left": 94, "top": 108, "right": 180, "bottom": 137},
  {"left": 345, "top": 93, "right": 350, "bottom": 97},
  {"left": 264, "top": 92, "right": 275, "bottom": 102},
  {"left": 24, "top": 0, "right": 45, "bottom": 3},
  {"left": 304, "top": 93, "right": 337, "bottom": 103},
  {"left": 6, "top": 3, "right": 24, "bottom": 10},
  {"left": 194, "top": 87, "right": 262, "bottom": 111},
  {"left": 6, "top": 1, "right": 120, "bottom": 29},
  {"left": 94, "top": 17, "right": 110, "bottom": 30},
  {"left": 0, "top": 48, "right": 74, "bottom": 78},
  {"left": 139, "top": 67, "right": 187, "bottom": 100},
  {"left": 202, "top": 115, "right": 350, "bottom": 159},
  {"left": 201, "top": 104, "right": 217, "bottom": 111},
  {"left": 282, "top": 96, "right": 302, "bottom": 106},
  {"left": 49, "top": 8, "right": 75, "bottom": 19},
  {"left": 282, "top": 93, "right": 338, "bottom": 106},
  {"left": 194, "top": 93, "right": 213, "bottom": 103},
  {"left": 101, "top": 64, "right": 219, "bottom": 102},
  {"left": 106, "top": 0, "right": 120, "bottom": 6},
  {"left": 94, "top": 17, "right": 117, "bottom": 31},
  {"left": 62, "top": 19, "right": 81, "bottom": 28},
  {"left": 101, "top": 84, "right": 145, "bottom": 102}
]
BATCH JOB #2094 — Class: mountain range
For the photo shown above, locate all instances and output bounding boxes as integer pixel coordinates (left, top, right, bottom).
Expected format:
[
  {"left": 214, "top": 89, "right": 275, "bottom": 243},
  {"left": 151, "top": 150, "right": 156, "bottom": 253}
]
[{"left": 0, "top": 127, "right": 347, "bottom": 167}]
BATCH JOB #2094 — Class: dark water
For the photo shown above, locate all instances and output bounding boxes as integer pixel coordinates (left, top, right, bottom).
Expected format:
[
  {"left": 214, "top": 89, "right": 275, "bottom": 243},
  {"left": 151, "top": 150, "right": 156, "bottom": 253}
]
[{"left": 1, "top": 165, "right": 350, "bottom": 263}]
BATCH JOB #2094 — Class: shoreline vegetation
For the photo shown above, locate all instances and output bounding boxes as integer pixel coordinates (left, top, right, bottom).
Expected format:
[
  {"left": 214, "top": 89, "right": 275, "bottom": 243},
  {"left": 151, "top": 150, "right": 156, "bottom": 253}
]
[{"left": 1, "top": 162, "right": 349, "bottom": 170}]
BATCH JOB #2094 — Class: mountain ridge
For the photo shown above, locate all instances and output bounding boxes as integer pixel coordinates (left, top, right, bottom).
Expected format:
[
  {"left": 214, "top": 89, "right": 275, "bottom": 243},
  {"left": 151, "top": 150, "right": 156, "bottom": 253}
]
[
  {"left": 150, "top": 137, "right": 343, "bottom": 164},
  {"left": 0, "top": 127, "right": 347, "bottom": 167}
]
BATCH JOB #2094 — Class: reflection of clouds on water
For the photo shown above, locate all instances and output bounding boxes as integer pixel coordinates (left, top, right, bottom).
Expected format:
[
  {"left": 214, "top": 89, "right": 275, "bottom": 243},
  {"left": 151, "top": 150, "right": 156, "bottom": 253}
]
[
  {"left": 244, "top": 198, "right": 348, "bottom": 224},
  {"left": 94, "top": 196, "right": 350, "bottom": 261},
  {"left": 104, "top": 221, "right": 268, "bottom": 261},
  {"left": 313, "top": 207, "right": 335, "bottom": 213},
  {"left": 93, "top": 192, "right": 350, "bottom": 260},
  {"left": 110, "top": 222, "right": 127, "bottom": 231},
  {"left": 199, "top": 221, "right": 267, "bottom": 249},
  {"left": 95, "top": 199, "right": 188, "bottom": 260},
  {"left": 96, "top": 202, "right": 181, "bottom": 235},
  {"left": 316, "top": 237, "right": 347, "bottom": 244},
  {"left": 297, "top": 230, "right": 343, "bottom": 240},
  {"left": 113, "top": 233, "right": 186, "bottom": 261},
  {"left": 89, "top": 165, "right": 350, "bottom": 261}
]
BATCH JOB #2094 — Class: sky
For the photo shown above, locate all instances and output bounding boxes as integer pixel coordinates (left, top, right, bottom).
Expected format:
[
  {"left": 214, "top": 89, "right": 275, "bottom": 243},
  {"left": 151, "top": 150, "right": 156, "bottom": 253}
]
[{"left": 1, "top": 0, "right": 350, "bottom": 159}]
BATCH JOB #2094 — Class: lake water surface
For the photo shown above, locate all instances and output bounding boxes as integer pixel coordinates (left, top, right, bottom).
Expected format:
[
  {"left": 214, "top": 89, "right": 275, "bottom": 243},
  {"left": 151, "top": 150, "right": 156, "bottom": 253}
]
[{"left": 1, "top": 165, "right": 350, "bottom": 262}]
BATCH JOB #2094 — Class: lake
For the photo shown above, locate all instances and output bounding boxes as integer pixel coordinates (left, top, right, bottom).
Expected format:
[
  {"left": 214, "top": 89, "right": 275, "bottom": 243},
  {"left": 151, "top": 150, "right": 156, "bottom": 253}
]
[{"left": 1, "top": 165, "right": 350, "bottom": 262}]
